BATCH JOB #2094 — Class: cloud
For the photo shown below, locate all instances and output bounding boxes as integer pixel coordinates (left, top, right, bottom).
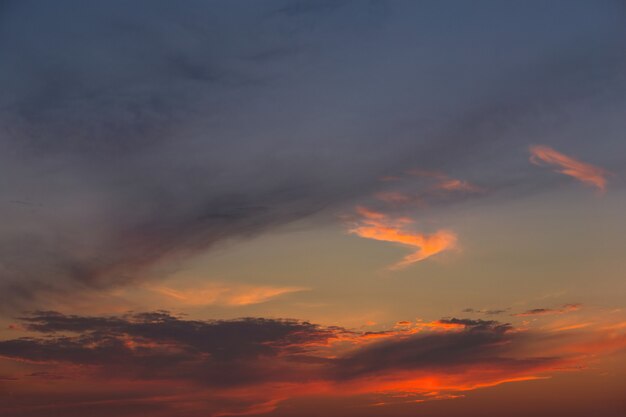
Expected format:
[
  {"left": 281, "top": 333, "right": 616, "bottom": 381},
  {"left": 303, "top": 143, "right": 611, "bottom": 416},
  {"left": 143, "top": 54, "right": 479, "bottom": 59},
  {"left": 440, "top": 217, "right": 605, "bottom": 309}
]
[
  {"left": 513, "top": 303, "right": 582, "bottom": 317},
  {"left": 462, "top": 308, "right": 510, "bottom": 316},
  {"left": 434, "top": 178, "right": 483, "bottom": 193},
  {"left": 406, "top": 170, "right": 484, "bottom": 194},
  {"left": 529, "top": 145, "right": 609, "bottom": 192},
  {"left": 0, "top": 311, "right": 346, "bottom": 396},
  {"left": 0, "top": 0, "right": 399, "bottom": 308},
  {"left": 148, "top": 283, "right": 308, "bottom": 306},
  {"left": 373, "top": 171, "right": 483, "bottom": 208},
  {"left": 0, "top": 311, "right": 598, "bottom": 416},
  {"left": 348, "top": 207, "right": 457, "bottom": 269},
  {"left": 0, "top": 1, "right": 623, "bottom": 308},
  {"left": 331, "top": 320, "right": 551, "bottom": 390}
]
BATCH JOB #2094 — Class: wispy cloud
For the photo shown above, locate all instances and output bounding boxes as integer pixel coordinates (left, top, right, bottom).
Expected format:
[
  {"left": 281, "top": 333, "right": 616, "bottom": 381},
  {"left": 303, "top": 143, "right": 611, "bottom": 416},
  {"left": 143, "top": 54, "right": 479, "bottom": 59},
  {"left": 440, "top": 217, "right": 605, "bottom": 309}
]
[
  {"left": 148, "top": 283, "right": 307, "bottom": 306},
  {"left": 529, "top": 145, "right": 609, "bottom": 192},
  {"left": 463, "top": 308, "right": 510, "bottom": 316},
  {"left": 513, "top": 303, "right": 581, "bottom": 317},
  {"left": 406, "top": 169, "right": 484, "bottom": 194},
  {"left": 434, "top": 178, "right": 483, "bottom": 193},
  {"left": 348, "top": 207, "right": 456, "bottom": 269},
  {"left": 373, "top": 170, "right": 483, "bottom": 209}
]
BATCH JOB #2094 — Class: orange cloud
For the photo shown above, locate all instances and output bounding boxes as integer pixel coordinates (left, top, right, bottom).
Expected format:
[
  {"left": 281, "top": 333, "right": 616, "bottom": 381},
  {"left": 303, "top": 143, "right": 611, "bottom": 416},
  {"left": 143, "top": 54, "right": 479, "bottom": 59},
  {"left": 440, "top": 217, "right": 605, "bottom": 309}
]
[
  {"left": 349, "top": 207, "right": 456, "bottom": 269},
  {"left": 149, "top": 283, "right": 307, "bottom": 306},
  {"left": 529, "top": 145, "right": 608, "bottom": 192}
]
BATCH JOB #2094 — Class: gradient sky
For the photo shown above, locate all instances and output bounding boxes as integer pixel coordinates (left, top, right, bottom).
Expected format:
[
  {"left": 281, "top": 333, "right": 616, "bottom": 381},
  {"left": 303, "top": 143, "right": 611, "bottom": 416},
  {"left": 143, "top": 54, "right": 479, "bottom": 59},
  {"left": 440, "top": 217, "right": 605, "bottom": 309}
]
[{"left": 1, "top": 1, "right": 626, "bottom": 416}]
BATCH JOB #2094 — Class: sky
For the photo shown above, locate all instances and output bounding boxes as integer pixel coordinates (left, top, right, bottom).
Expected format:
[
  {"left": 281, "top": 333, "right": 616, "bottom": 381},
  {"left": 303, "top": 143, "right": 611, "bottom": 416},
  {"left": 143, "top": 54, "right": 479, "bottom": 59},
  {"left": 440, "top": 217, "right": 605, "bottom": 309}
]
[{"left": 1, "top": 1, "right": 626, "bottom": 416}]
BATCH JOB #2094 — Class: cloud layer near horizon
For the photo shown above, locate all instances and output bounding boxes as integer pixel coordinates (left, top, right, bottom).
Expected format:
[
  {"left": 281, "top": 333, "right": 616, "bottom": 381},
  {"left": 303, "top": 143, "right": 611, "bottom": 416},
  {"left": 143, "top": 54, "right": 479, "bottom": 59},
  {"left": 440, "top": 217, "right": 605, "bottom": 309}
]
[{"left": 3, "top": 310, "right": 619, "bottom": 417}]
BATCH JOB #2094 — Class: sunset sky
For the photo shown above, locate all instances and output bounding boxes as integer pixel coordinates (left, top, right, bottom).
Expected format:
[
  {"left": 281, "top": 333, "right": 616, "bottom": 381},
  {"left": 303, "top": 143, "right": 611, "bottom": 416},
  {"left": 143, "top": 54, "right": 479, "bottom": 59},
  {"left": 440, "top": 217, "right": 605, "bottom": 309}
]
[{"left": 1, "top": 1, "right": 626, "bottom": 416}]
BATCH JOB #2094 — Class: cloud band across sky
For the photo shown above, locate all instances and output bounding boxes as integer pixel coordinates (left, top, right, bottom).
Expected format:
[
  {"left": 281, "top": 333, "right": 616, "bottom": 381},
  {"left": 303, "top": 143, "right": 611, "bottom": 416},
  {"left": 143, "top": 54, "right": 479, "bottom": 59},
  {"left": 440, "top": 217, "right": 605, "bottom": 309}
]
[{"left": 2, "top": 310, "right": 623, "bottom": 417}]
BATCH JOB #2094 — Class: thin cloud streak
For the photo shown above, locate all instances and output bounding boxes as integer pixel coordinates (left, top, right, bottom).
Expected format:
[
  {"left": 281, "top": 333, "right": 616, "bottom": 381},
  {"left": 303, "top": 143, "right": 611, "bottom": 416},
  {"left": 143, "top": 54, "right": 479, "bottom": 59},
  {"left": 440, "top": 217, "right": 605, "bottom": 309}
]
[
  {"left": 513, "top": 303, "right": 582, "bottom": 317},
  {"left": 372, "top": 170, "right": 483, "bottom": 209},
  {"left": 405, "top": 169, "right": 484, "bottom": 194},
  {"left": 148, "top": 283, "right": 308, "bottom": 306},
  {"left": 529, "top": 145, "right": 609, "bottom": 192},
  {"left": 435, "top": 178, "right": 483, "bottom": 193},
  {"left": 348, "top": 207, "right": 456, "bottom": 269}
]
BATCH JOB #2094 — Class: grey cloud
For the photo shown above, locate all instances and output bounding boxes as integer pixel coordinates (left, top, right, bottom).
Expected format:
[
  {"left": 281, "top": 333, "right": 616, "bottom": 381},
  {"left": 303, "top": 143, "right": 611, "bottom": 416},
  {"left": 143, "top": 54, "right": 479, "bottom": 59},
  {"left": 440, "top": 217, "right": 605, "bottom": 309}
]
[
  {"left": 332, "top": 318, "right": 533, "bottom": 380},
  {"left": 0, "top": 312, "right": 559, "bottom": 387},
  {"left": 1, "top": 311, "right": 345, "bottom": 387},
  {"left": 463, "top": 308, "right": 510, "bottom": 316},
  {"left": 0, "top": 311, "right": 581, "bottom": 417},
  {"left": 512, "top": 303, "right": 582, "bottom": 317}
]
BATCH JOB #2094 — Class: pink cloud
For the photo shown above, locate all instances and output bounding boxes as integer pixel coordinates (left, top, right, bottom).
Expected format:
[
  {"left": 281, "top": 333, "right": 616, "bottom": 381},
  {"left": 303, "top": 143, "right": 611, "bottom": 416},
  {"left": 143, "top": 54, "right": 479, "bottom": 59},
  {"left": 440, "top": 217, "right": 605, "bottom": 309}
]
[{"left": 529, "top": 145, "right": 609, "bottom": 192}]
